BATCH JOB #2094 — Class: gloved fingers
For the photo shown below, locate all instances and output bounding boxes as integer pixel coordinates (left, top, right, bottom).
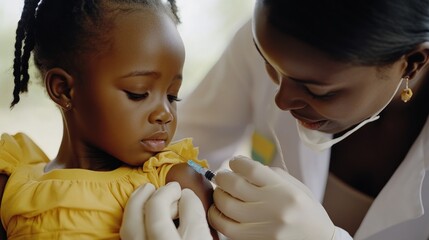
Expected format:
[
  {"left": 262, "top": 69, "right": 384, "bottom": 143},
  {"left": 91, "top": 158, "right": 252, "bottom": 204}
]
[
  {"left": 229, "top": 155, "right": 282, "bottom": 187},
  {"left": 212, "top": 187, "right": 265, "bottom": 223},
  {"left": 120, "top": 183, "right": 156, "bottom": 240},
  {"left": 124, "top": 182, "right": 156, "bottom": 218},
  {"left": 145, "top": 182, "right": 182, "bottom": 239},
  {"left": 208, "top": 205, "right": 268, "bottom": 240},
  {"left": 214, "top": 169, "right": 263, "bottom": 202},
  {"left": 208, "top": 205, "right": 240, "bottom": 239},
  {"left": 178, "top": 188, "right": 207, "bottom": 225},
  {"left": 271, "top": 166, "right": 315, "bottom": 198},
  {"left": 177, "top": 188, "right": 213, "bottom": 239},
  {"left": 231, "top": 156, "right": 314, "bottom": 198},
  {"left": 271, "top": 166, "right": 287, "bottom": 176}
]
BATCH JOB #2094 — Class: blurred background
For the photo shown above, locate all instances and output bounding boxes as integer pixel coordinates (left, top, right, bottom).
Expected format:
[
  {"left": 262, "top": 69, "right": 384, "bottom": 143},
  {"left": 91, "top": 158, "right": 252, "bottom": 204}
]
[{"left": 0, "top": 0, "right": 254, "bottom": 159}]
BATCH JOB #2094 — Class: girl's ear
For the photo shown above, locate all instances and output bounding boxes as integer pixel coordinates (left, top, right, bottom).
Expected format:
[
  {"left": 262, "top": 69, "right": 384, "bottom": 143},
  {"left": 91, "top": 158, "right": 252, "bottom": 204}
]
[
  {"left": 45, "top": 68, "right": 74, "bottom": 111},
  {"left": 403, "top": 42, "right": 429, "bottom": 79}
]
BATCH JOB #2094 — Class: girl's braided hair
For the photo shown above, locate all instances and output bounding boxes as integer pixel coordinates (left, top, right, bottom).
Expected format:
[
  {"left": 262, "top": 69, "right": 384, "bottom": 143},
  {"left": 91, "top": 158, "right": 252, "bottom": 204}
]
[{"left": 11, "top": 0, "right": 179, "bottom": 108}]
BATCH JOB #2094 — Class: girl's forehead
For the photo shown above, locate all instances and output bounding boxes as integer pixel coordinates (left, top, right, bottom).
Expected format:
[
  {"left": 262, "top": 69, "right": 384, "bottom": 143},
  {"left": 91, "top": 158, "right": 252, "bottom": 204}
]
[
  {"left": 79, "top": 8, "right": 184, "bottom": 82},
  {"left": 110, "top": 10, "right": 184, "bottom": 52}
]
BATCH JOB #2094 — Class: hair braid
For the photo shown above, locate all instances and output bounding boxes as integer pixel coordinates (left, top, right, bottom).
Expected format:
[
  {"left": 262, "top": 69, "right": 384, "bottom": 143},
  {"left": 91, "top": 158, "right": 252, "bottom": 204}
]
[
  {"left": 11, "top": 0, "right": 181, "bottom": 108},
  {"left": 167, "top": 0, "right": 180, "bottom": 23},
  {"left": 11, "top": 0, "right": 40, "bottom": 108},
  {"left": 12, "top": 20, "right": 25, "bottom": 107}
]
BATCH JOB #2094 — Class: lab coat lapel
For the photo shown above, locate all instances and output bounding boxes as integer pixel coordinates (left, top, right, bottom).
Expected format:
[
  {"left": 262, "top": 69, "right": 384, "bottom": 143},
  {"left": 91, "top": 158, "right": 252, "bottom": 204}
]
[
  {"left": 354, "top": 117, "right": 429, "bottom": 239},
  {"left": 299, "top": 140, "right": 331, "bottom": 202}
]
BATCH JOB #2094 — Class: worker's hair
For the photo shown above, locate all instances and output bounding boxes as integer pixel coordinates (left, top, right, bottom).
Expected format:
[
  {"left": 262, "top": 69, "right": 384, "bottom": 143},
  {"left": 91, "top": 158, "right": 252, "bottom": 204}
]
[
  {"left": 11, "top": 0, "right": 179, "bottom": 107},
  {"left": 260, "top": 0, "right": 429, "bottom": 65}
]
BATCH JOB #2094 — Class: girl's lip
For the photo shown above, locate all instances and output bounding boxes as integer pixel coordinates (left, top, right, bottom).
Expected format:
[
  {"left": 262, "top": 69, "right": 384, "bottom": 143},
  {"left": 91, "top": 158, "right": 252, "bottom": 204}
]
[
  {"left": 141, "top": 131, "right": 169, "bottom": 152},
  {"left": 140, "top": 139, "right": 167, "bottom": 152},
  {"left": 146, "top": 131, "right": 168, "bottom": 140}
]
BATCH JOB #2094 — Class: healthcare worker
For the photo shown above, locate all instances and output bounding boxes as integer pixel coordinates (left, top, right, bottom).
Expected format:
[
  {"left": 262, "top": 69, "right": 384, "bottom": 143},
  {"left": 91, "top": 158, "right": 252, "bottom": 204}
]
[
  {"left": 121, "top": 0, "right": 429, "bottom": 239},
  {"left": 173, "top": 18, "right": 327, "bottom": 197},
  {"left": 173, "top": 19, "right": 321, "bottom": 177}
]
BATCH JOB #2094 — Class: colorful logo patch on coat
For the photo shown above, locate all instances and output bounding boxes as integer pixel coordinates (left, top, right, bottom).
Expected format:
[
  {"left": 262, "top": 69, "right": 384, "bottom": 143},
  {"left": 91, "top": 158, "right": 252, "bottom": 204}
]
[{"left": 251, "top": 131, "right": 276, "bottom": 165}]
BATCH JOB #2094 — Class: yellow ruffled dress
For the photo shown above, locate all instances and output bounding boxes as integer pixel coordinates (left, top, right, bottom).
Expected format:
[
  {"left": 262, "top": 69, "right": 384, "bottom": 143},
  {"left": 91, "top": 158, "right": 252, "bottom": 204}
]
[{"left": 0, "top": 133, "right": 207, "bottom": 240}]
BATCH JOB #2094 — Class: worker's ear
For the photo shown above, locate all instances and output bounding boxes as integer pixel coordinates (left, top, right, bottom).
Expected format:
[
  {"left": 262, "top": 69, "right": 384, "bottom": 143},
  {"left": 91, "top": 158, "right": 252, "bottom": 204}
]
[
  {"left": 403, "top": 42, "right": 429, "bottom": 79},
  {"left": 45, "top": 68, "right": 74, "bottom": 111}
]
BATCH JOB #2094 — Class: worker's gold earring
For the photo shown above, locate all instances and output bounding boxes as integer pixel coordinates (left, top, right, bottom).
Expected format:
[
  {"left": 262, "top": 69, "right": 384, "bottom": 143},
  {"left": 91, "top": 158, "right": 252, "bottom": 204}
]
[{"left": 400, "top": 76, "right": 413, "bottom": 103}]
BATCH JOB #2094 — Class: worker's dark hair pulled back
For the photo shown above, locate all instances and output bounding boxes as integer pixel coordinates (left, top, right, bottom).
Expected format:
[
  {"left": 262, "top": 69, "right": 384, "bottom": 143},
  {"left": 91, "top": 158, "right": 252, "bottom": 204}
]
[{"left": 261, "top": 0, "right": 429, "bottom": 66}]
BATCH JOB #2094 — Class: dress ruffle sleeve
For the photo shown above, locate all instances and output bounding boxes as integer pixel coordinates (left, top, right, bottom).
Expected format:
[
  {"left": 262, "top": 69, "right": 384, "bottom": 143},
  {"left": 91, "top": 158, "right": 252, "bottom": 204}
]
[
  {"left": 0, "top": 133, "right": 49, "bottom": 176},
  {"left": 143, "top": 138, "right": 208, "bottom": 188}
]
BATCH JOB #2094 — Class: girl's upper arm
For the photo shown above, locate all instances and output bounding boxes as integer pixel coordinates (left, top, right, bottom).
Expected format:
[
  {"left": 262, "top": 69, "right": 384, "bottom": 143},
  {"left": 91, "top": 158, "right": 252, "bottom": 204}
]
[
  {"left": 166, "top": 163, "right": 213, "bottom": 211},
  {"left": 166, "top": 163, "right": 218, "bottom": 239}
]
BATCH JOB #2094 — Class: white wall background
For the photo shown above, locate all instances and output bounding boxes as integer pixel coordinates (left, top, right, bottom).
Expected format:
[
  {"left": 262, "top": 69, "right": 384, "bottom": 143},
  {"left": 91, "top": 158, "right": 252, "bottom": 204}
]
[{"left": 0, "top": 0, "right": 253, "bottom": 159}]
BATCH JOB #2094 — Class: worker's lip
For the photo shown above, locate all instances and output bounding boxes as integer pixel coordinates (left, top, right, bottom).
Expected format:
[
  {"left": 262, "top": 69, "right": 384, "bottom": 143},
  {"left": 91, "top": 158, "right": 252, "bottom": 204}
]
[
  {"left": 141, "top": 132, "right": 168, "bottom": 152},
  {"left": 297, "top": 120, "right": 327, "bottom": 130},
  {"left": 290, "top": 111, "right": 327, "bottom": 130}
]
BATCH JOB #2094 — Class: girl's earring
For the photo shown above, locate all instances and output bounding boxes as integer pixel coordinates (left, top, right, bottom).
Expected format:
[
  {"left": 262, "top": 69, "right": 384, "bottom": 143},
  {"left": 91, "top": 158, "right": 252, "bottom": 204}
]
[
  {"left": 64, "top": 102, "right": 72, "bottom": 111},
  {"left": 400, "top": 76, "right": 413, "bottom": 103}
]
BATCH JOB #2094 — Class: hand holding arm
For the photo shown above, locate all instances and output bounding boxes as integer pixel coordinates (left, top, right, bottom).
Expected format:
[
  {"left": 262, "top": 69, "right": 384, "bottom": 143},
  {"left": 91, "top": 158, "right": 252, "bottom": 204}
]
[
  {"left": 120, "top": 182, "right": 213, "bottom": 240},
  {"left": 208, "top": 155, "right": 349, "bottom": 240},
  {"left": 120, "top": 183, "right": 157, "bottom": 240}
]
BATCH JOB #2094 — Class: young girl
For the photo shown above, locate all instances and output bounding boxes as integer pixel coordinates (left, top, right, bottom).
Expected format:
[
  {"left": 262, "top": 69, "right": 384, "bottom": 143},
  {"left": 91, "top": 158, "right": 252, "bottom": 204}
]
[{"left": 0, "top": 0, "right": 217, "bottom": 239}]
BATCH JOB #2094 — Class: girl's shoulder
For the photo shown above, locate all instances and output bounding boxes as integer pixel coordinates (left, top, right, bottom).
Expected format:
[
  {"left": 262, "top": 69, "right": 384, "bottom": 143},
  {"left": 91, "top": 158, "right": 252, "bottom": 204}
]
[
  {"left": 162, "top": 138, "right": 213, "bottom": 217},
  {"left": 0, "top": 133, "right": 50, "bottom": 175},
  {"left": 142, "top": 138, "right": 209, "bottom": 187}
]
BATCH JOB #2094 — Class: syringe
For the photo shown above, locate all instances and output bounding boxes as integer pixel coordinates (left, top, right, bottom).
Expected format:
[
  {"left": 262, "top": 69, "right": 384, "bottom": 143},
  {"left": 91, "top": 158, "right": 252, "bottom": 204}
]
[{"left": 187, "top": 160, "right": 216, "bottom": 182}]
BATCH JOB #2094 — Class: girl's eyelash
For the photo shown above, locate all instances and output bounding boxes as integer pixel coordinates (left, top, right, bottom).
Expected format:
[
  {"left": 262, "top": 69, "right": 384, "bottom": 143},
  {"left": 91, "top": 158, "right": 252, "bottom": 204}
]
[
  {"left": 124, "top": 91, "right": 149, "bottom": 100},
  {"left": 124, "top": 91, "right": 181, "bottom": 103},
  {"left": 168, "top": 95, "right": 182, "bottom": 103}
]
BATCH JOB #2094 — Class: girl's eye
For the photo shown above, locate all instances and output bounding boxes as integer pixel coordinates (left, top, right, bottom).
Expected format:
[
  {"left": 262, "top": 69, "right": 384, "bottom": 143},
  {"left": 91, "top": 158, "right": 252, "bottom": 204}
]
[
  {"left": 124, "top": 91, "right": 149, "bottom": 101},
  {"left": 168, "top": 95, "right": 182, "bottom": 103}
]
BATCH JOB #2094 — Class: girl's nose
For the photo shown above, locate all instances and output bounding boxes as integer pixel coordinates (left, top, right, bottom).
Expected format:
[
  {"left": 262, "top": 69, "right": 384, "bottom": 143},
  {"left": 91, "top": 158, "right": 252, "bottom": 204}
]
[{"left": 149, "top": 100, "right": 174, "bottom": 125}]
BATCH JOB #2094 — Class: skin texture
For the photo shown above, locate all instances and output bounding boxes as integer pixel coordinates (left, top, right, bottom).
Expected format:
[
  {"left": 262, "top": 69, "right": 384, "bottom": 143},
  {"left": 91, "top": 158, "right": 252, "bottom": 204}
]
[
  {"left": 0, "top": 8, "right": 217, "bottom": 239},
  {"left": 167, "top": 163, "right": 218, "bottom": 239},
  {"left": 253, "top": 2, "right": 429, "bottom": 235},
  {"left": 253, "top": 4, "right": 406, "bottom": 135},
  {"left": 253, "top": 3, "right": 429, "bottom": 134},
  {"left": 45, "top": 10, "right": 185, "bottom": 170}
]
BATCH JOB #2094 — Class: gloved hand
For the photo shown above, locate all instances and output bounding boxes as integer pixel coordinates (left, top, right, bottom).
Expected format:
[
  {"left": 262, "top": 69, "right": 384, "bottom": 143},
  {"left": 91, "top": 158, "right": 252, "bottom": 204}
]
[
  {"left": 120, "top": 183, "right": 157, "bottom": 240},
  {"left": 208, "top": 155, "right": 336, "bottom": 240},
  {"left": 120, "top": 182, "right": 213, "bottom": 240}
]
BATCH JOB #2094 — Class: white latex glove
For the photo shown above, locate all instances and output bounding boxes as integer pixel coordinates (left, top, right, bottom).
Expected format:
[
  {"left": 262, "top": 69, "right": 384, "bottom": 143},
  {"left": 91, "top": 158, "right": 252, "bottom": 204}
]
[
  {"left": 120, "top": 182, "right": 213, "bottom": 240},
  {"left": 120, "top": 183, "right": 157, "bottom": 240},
  {"left": 208, "top": 155, "right": 337, "bottom": 240}
]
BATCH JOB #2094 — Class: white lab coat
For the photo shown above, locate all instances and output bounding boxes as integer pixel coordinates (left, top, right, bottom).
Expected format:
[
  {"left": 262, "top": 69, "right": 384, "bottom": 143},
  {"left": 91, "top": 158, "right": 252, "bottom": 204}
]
[{"left": 175, "top": 20, "right": 429, "bottom": 239}]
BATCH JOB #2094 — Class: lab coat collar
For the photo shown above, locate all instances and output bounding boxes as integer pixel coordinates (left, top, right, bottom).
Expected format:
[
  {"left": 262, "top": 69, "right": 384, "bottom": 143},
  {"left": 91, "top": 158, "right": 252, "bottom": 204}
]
[{"left": 354, "top": 117, "right": 429, "bottom": 239}]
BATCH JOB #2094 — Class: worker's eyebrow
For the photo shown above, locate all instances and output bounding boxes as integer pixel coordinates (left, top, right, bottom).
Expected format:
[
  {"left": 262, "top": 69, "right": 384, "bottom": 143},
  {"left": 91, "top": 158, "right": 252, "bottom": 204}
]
[
  {"left": 252, "top": 38, "right": 270, "bottom": 63},
  {"left": 252, "top": 38, "right": 328, "bottom": 86}
]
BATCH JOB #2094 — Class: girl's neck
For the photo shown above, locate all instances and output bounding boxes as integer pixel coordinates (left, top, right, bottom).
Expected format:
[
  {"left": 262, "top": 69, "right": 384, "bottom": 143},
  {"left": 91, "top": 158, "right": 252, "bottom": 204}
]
[{"left": 45, "top": 126, "right": 122, "bottom": 172}]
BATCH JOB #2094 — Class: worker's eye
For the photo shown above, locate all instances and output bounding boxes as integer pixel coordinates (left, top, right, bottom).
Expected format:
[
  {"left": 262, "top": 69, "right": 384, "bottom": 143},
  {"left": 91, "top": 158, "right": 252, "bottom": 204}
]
[{"left": 305, "top": 87, "right": 337, "bottom": 100}]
